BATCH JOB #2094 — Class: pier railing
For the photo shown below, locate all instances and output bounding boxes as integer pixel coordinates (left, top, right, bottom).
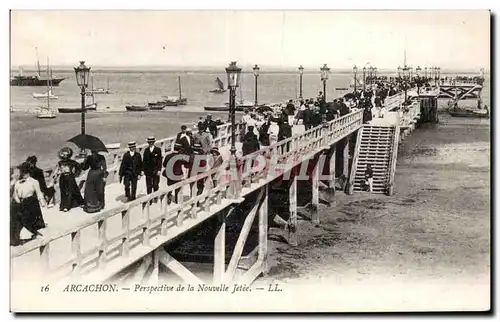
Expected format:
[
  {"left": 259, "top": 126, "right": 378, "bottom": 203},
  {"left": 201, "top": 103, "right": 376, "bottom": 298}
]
[{"left": 11, "top": 110, "right": 363, "bottom": 284}]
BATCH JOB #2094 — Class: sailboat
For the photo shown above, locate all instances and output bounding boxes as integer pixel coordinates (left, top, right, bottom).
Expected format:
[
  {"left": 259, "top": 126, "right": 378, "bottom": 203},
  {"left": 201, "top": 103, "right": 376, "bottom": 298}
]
[
  {"left": 162, "top": 76, "right": 188, "bottom": 106},
  {"left": 209, "top": 77, "right": 226, "bottom": 93},
  {"left": 236, "top": 78, "right": 254, "bottom": 108},
  {"left": 87, "top": 76, "right": 112, "bottom": 94},
  {"left": 204, "top": 78, "right": 252, "bottom": 112},
  {"left": 36, "top": 58, "right": 57, "bottom": 119}
]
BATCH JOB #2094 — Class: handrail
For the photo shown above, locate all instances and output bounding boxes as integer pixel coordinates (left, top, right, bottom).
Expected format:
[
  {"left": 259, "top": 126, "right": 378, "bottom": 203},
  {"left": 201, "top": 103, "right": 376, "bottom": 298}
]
[
  {"left": 12, "top": 110, "right": 364, "bottom": 262},
  {"left": 387, "top": 124, "right": 400, "bottom": 196},
  {"left": 347, "top": 127, "right": 363, "bottom": 195}
]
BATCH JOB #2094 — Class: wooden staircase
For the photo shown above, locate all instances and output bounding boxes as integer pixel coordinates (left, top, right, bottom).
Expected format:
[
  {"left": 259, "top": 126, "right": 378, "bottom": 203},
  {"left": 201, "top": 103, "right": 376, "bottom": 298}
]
[{"left": 348, "top": 125, "right": 399, "bottom": 195}]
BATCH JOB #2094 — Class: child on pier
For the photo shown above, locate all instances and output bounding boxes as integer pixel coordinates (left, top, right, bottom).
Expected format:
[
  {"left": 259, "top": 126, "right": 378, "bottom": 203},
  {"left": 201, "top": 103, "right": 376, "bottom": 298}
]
[{"left": 364, "top": 164, "right": 374, "bottom": 193}]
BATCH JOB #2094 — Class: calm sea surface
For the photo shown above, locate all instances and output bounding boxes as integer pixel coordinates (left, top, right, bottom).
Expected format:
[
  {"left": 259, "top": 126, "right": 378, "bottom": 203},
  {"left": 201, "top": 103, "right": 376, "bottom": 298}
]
[{"left": 10, "top": 70, "right": 490, "bottom": 113}]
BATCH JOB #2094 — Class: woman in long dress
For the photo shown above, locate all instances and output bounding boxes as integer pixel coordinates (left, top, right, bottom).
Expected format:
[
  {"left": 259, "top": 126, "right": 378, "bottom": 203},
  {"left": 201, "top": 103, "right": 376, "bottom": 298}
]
[
  {"left": 54, "top": 147, "right": 84, "bottom": 212},
  {"left": 12, "top": 162, "right": 46, "bottom": 242},
  {"left": 82, "top": 153, "right": 105, "bottom": 213},
  {"left": 11, "top": 166, "right": 21, "bottom": 246}
]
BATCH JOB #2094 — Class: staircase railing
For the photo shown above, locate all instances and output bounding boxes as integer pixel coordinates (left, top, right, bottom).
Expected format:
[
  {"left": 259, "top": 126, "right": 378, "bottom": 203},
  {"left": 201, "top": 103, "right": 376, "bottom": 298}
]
[
  {"left": 387, "top": 125, "right": 400, "bottom": 196},
  {"left": 347, "top": 127, "right": 363, "bottom": 195}
]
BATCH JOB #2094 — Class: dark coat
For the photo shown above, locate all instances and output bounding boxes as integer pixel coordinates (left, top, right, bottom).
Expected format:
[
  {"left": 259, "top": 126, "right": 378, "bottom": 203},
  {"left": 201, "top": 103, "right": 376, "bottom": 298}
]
[
  {"left": 119, "top": 151, "right": 143, "bottom": 178},
  {"left": 302, "top": 109, "right": 313, "bottom": 124},
  {"left": 278, "top": 123, "right": 292, "bottom": 141},
  {"left": 82, "top": 153, "right": 107, "bottom": 177},
  {"left": 203, "top": 120, "right": 218, "bottom": 137},
  {"left": 143, "top": 146, "right": 163, "bottom": 175},
  {"left": 242, "top": 133, "right": 260, "bottom": 156},
  {"left": 30, "top": 166, "right": 47, "bottom": 194}
]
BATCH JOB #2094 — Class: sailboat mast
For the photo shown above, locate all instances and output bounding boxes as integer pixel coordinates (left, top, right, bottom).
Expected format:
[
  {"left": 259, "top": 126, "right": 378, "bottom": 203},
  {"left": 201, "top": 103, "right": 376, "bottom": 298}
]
[
  {"left": 178, "top": 76, "right": 182, "bottom": 100},
  {"left": 46, "top": 57, "right": 49, "bottom": 109},
  {"left": 35, "top": 47, "right": 41, "bottom": 77}
]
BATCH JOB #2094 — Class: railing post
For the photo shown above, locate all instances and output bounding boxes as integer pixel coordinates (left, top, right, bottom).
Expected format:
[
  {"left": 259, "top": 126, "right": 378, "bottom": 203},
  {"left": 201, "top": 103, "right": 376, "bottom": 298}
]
[
  {"left": 97, "top": 219, "right": 107, "bottom": 269},
  {"left": 121, "top": 209, "right": 131, "bottom": 256}
]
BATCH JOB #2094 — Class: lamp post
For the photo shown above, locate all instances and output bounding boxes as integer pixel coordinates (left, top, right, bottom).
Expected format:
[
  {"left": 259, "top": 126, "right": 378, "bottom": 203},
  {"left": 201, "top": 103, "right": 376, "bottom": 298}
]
[
  {"left": 353, "top": 65, "right": 358, "bottom": 92},
  {"left": 320, "top": 63, "right": 330, "bottom": 102},
  {"left": 225, "top": 61, "right": 242, "bottom": 157},
  {"left": 74, "top": 61, "right": 91, "bottom": 136},
  {"left": 402, "top": 64, "right": 410, "bottom": 103},
  {"left": 424, "top": 67, "right": 428, "bottom": 80},
  {"left": 374, "top": 67, "right": 378, "bottom": 80},
  {"left": 252, "top": 64, "right": 260, "bottom": 106},
  {"left": 298, "top": 65, "right": 304, "bottom": 99},
  {"left": 437, "top": 67, "right": 441, "bottom": 85},
  {"left": 416, "top": 66, "right": 422, "bottom": 94},
  {"left": 363, "top": 66, "right": 366, "bottom": 90}
]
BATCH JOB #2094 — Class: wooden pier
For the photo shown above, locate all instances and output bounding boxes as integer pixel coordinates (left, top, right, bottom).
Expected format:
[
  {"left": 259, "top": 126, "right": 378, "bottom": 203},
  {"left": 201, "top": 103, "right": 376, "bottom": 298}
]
[{"left": 10, "top": 90, "right": 430, "bottom": 291}]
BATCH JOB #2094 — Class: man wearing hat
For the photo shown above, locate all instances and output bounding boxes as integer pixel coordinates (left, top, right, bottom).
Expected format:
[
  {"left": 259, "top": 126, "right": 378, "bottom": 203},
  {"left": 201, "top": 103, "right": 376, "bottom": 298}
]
[
  {"left": 203, "top": 114, "right": 218, "bottom": 138},
  {"left": 119, "top": 141, "right": 143, "bottom": 201},
  {"left": 142, "top": 136, "right": 163, "bottom": 195}
]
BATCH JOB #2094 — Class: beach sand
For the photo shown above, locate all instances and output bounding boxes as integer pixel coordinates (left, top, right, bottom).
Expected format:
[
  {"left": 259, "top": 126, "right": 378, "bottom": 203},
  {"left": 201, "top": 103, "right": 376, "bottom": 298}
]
[
  {"left": 10, "top": 111, "right": 228, "bottom": 169},
  {"left": 254, "top": 114, "right": 490, "bottom": 311}
]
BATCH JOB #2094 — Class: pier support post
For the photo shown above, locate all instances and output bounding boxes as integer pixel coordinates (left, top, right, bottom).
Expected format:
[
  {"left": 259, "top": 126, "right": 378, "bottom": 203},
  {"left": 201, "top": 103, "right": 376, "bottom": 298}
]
[
  {"left": 288, "top": 169, "right": 298, "bottom": 246},
  {"left": 213, "top": 211, "right": 227, "bottom": 284},
  {"left": 325, "top": 145, "right": 336, "bottom": 205},
  {"left": 311, "top": 156, "right": 319, "bottom": 225},
  {"left": 258, "top": 185, "right": 269, "bottom": 275},
  {"left": 343, "top": 136, "right": 350, "bottom": 179},
  {"left": 148, "top": 249, "right": 160, "bottom": 285}
]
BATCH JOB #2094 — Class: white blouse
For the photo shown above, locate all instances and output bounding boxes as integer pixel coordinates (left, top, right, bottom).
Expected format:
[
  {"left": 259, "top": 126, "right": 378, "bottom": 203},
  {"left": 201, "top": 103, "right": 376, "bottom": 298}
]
[{"left": 13, "top": 177, "right": 44, "bottom": 204}]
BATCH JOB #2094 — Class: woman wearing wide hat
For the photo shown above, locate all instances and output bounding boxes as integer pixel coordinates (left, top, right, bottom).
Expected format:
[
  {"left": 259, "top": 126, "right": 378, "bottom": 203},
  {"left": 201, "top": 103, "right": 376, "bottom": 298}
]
[{"left": 54, "top": 147, "right": 84, "bottom": 212}]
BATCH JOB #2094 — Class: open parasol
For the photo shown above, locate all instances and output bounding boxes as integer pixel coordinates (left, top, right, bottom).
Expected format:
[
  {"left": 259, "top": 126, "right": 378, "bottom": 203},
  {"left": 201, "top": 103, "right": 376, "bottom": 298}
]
[{"left": 67, "top": 134, "right": 108, "bottom": 153}]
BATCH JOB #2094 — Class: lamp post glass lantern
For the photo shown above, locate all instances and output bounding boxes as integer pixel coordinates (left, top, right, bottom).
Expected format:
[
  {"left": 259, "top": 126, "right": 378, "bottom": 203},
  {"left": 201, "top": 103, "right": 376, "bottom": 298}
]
[
  {"left": 363, "top": 66, "right": 367, "bottom": 89},
  {"left": 298, "top": 65, "right": 304, "bottom": 99},
  {"left": 320, "top": 64, "right": 330, "bottom": 101},
  {"left": 253, "top": 64, "right": 260, "bottom": 106},
  {"left": 74, "top": 61, "right": 91, "bottom": 141},
  {"left": 353, "top": 65, "right": 358, "bottom": 92},
  {"left": 225, "top": 61, "right": 242, "bottom": 157}
]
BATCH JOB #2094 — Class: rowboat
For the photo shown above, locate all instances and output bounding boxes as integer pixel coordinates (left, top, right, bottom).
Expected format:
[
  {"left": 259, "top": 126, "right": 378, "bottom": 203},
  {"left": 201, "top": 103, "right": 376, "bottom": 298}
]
[
  {"left": 125, "top": 105, "right": 149, "bottom": 112},
  {"left": 204, "top": 104, "right": 245, "bottom": 112},
  {"left": 58, "top": 105, "right": 97, "bottom": 113},
  {"left": 148, "top": 102, "right": 166, "bottom": 110},
  {"left": 448, "top": 108, "right": 489, "bottom": 118}
]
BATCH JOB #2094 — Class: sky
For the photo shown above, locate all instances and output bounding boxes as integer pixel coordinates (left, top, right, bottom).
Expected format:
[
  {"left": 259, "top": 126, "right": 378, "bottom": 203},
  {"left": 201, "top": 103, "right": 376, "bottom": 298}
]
[{"left": 10, "top": 10, "right": 490, "bottom": 70}]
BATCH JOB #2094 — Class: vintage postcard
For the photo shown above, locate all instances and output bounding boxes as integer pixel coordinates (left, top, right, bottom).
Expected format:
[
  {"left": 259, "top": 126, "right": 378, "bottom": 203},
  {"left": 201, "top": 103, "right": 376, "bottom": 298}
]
[{"left": 9, "top": 9, "right": 490, "bottom": 312}]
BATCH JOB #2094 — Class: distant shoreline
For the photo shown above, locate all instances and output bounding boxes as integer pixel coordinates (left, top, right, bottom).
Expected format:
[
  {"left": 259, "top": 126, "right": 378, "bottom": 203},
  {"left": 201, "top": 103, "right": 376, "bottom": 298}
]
[{"left": 9, "top": 67, "right": 487, "bottom": 75}]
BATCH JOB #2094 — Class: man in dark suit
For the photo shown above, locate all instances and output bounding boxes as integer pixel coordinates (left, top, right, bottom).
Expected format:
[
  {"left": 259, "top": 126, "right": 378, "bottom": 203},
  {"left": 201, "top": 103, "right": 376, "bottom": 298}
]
[
  {"left": 203, "top": 114, "right": 218, "bottom": 138},
  {"left": 119, "top": 141, "right": 143, "bottom": 201},
  {"left": 142, "top": 136, "right": 162, "bottom": 194}
]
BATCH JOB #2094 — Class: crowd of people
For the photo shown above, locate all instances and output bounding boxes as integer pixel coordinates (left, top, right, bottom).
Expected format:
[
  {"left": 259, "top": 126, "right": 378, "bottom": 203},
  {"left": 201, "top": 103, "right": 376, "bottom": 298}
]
[{"left": 11, "top": 82, "right": 411, "bottom": 246}]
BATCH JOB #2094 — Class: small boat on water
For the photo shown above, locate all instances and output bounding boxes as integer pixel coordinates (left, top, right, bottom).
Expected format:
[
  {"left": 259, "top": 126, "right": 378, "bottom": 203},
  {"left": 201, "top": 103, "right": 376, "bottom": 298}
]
[
  {"left": 87, "top": 77, "right": 112, "bottom": 95},
  {"left": 12, "top": 48, "right": 65, "bottom": 87},
  {"left": 36, "top": 58, "right": 57, "bottom": 119},
  {"left": 209, "top": 77, "right": 226, "bottom": 93},
  {"left": 105, "top": 143, "right": 120, "bottom": 150},
  {"left": 36, "top": 107, "right": 57, "bottom": 119},
  {"left": 33, "top": 89, "right": 58, "bottom": 100},
  {"left": 126, "top": 105, "right": 149, "bottom": 112},
  {"left": 148, "top": 102, "right": 166, "bottom": 110},
  {"left": 163, "top": 76, "right": 188, "bottom": 105},
  {"left": 58, "top": 106, "right": 97, "bottom": 113},
  {"left": 448, "top": 108, "right": 489, "bottom": 118},
  {"left": 204, "top": 103, "right": 245, "bottom": 112}
]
